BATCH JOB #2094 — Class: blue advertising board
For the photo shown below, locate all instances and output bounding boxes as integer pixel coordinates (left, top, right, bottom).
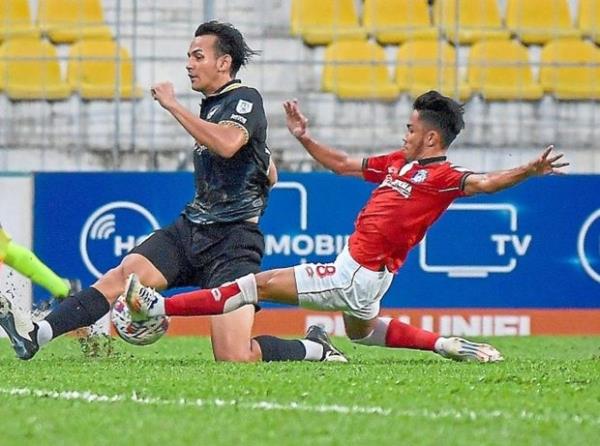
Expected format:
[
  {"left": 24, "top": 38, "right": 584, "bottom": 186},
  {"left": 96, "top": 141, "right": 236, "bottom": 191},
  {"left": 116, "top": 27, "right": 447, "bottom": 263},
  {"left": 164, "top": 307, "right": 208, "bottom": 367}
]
[{"left": 33, "top": 173, "right": 599, "bottom": 309}]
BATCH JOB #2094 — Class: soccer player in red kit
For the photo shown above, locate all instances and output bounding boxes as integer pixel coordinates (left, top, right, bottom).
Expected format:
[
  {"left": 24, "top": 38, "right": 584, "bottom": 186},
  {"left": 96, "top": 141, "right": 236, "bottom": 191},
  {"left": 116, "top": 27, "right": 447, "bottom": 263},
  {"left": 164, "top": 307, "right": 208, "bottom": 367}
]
[{"left": 125, "top": 91, "right": 568, "bottom": 362}]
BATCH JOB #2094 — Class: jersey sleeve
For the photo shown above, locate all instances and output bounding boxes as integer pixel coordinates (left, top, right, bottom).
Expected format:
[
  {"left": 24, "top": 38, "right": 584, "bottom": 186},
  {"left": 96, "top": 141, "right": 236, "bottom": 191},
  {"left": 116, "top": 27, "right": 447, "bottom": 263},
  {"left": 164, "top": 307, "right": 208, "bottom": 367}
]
[
  {"left": 218, "top": 88, "right": 265, "bottom": 145},
  {"left": 362, "top": 151, "right": 406, "bottom": 183},
  {"left": 444, "top": 165, "right": 473, "bottom": 197}
]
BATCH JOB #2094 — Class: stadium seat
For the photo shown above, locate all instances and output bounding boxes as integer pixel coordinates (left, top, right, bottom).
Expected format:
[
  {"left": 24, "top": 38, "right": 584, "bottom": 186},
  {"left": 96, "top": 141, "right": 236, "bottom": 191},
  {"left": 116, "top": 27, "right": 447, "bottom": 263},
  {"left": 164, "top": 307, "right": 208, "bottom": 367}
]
[
  {"left": 0, "top": 38, "right": 71, "bottom": 100},
  {"left": 290, "top": 0, "right": 366, "bottom": 45},
  {"left": 540, "top": 38, "right": 600, "bottom": 100},
  {"left": 363, "top": 0, "right": 437, "bottom": 44},
  {"left": 506, "top": 0, "right": 581, "bottom": 45},
  {"left": 395, "top": 40, "right": 471, "bottom": 100},
  {"left": 37, "top": 0, "right": 112, "bottom": 44},
  {"left": 322, "top": 40, "right": 399, "bottom": 100},
  {"left": 0, "top": 0, "right": 40, "bottom": 42},
  {"left": 67, "top": 39, "right": 143, "bottom": 100},
  {"left": 467, "top": 39, "right": 543, "bottom": 100},
  {"left": 578, "top": 0, "right": 600, "bottom": 44},
  {"left": 433, "top": 0, "right": 510, "bottom": 44}
]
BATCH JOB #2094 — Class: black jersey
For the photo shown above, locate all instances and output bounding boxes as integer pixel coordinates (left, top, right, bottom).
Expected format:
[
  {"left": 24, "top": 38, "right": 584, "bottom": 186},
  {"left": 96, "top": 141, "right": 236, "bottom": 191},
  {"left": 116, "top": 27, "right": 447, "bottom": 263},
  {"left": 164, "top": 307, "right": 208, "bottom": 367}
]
[{"left": 183, "top": 80, "right": 271, "bottom": 224}]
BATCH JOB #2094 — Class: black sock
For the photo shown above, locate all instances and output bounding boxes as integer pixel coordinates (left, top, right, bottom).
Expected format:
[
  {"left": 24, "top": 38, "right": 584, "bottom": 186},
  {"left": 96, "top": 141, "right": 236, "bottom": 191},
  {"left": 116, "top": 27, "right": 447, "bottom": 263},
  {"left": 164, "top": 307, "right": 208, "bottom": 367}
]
[
  {"left": 44, "top": 287, "right": 110, "bottom": 339},
  {"left": 254, "top": 335, "right": 306, "bottom": 362}
]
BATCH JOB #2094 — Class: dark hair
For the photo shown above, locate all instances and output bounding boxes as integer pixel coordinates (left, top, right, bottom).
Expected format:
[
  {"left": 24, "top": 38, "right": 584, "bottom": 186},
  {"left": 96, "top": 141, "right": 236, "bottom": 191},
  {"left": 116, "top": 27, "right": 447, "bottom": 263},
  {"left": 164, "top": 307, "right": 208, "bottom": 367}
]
[
  {"left": 194, "top": 21, "right": 260, "bottom": 76},
  {"left": 413, "top": 90, "right": 465, "bottom": 147}
]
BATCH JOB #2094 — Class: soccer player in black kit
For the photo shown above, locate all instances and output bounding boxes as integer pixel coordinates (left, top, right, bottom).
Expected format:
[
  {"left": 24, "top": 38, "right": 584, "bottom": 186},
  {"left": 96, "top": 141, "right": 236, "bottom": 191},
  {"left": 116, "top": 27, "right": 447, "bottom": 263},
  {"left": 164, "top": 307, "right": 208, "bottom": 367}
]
[{"left": 0, "top": 21, "right": 345, "bottom": 363}]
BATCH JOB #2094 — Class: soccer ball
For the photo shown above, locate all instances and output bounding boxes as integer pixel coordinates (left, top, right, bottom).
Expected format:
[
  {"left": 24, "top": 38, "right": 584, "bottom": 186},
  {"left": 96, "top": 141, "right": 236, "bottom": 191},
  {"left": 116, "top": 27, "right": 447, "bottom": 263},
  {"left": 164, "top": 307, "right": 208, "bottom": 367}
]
[{"left": 110, "top": 294, "right": 169, "bottom": 346}]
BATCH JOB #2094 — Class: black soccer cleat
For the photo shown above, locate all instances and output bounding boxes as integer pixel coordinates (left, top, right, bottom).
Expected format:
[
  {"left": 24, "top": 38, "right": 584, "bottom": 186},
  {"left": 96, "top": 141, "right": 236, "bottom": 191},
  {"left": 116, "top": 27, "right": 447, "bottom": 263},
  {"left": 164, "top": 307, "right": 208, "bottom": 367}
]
[
  {"left": 305, "top": 324, "right": 348, "bottom": 363},
  {"left": 0, "top": 293, "right": 39, "bottom": 360}
]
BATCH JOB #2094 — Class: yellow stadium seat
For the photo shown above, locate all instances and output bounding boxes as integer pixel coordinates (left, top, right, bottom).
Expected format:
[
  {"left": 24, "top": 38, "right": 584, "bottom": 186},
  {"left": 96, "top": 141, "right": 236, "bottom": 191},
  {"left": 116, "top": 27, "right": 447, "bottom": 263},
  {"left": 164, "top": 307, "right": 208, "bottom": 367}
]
[
  {"left": 363, "top": 0, "right": 437, "bottom": 44},
  {"left": 0, "top": 0, "right": 40, "bottom": 42},
  {"left": 506, "top": 0, "right": 580, "bottom": 45},
  {"left": 0, "top": 38, "right": 71, "bottom": 100},
  {"left": 395, "top": 40, "right": 471, "bottom": 100},
  {"left": 468, "top": 39, "right": 543, "bottom": 100},
  {"left": 37, "top": 0, "right": 112, "bottom": 44},
  {"left": 322, "top": 40, "right": 399, "bottom": 100},
  {"left": 67, "top": 39, "right": 143, "bottom": 100},
  {"left": 433, "top": 0, "right": 510, "bottom": 44},
  {"left": 291, "top": 0, "right": 366, "bottom": 45},
  {"left": 540, "top": 38, "right": 600, "bottom": 100},
  {"left": 578, "top": 0, "right": 600, "bottom": 44}
]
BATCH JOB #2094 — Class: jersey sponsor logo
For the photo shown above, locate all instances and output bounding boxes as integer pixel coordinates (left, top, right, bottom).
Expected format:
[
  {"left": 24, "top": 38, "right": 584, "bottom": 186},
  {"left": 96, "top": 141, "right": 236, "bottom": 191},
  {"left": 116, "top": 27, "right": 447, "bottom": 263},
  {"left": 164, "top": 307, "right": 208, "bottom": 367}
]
[
  {"left": 411, "top": 169, "right": 428, "bottom": 183},
  {"left": 380, "top": 176, "right": 412, "bottom": 198},
  {"left": 230, "top": 113, "right": 247, "bottom": 124},
  {"left": 206, "top": 105, "right": 221, "bottom": 120},
  {"left": 236, "top": 99, "right": 253, "bottom": 114}
]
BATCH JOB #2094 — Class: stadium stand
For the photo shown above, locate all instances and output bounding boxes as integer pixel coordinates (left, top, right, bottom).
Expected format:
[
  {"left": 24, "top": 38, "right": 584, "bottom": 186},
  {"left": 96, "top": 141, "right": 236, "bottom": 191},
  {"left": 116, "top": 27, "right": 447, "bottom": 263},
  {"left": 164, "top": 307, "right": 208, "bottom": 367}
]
[
  {"left": 362, "top": 0, "right": 438, "bottom": 44},
  {"left": 36, "top": 0, "right": 112, "bottom": 44},
  {"left": 540, "top": 38, "right": 600, "bottom": 99},
  {"left": 0, "top": 0, "right": 40, "bottom": 42},
  {"left": 322, "top": 39, "right": 398, "bottom": 100},
  {"left": 467, "top": 39, "right": 543, "bottom": 100},
  {"left": 506, "top": 0, "right": 581, "bottom": 44},
  {"left": 290, "top": 0, "right": 365, "bottom": 45},
  {"left": 0, "top": 38, "right": 71, "bottom": 100},
  {"left": 577, "top": 0, "right": 600, "bottom": 44},
  {"left": 395, "top": 39, "right": 471, "bottom": 100},
  {"left": 433, "top": 0, "right": 510, "bottom": 44},
  {"left": 67, "top": 39, "right": 142, "bottom": 100}
]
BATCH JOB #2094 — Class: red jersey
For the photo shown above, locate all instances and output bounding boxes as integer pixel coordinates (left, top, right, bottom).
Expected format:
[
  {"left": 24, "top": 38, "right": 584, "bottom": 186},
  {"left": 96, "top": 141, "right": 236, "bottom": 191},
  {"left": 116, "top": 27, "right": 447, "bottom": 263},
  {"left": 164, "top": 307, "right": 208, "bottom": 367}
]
[{"left": 348, "top": 150, "right": 472, "bottom": 272}]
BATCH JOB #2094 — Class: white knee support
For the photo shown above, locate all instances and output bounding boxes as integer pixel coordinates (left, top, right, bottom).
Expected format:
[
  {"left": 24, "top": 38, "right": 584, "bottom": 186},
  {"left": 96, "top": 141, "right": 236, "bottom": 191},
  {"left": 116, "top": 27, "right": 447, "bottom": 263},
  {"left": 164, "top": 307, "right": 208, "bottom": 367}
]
[{"left": 352, "top": 317, "right": 391, "bottom": 346}]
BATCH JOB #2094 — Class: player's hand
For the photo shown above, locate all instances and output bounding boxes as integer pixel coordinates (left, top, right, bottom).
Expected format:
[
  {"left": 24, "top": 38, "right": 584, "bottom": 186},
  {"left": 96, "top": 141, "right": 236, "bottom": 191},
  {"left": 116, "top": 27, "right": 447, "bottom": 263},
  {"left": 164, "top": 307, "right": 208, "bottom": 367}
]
[
  {"left": 528, "top": 145, "right": 569, "bottom": 176},
  {"left": 150, "top": 82, "right": 177, "bottom": 109},
  {"left": 283, "top": 99, "right": 309, "bottom": 140}
]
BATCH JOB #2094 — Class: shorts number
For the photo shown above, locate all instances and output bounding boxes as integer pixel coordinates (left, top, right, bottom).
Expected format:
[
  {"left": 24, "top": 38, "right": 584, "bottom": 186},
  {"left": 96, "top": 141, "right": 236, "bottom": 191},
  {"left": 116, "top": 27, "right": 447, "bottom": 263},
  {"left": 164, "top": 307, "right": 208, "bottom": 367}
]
[{"left": 316, "top": 265, "right": 336, "bottom": 278}]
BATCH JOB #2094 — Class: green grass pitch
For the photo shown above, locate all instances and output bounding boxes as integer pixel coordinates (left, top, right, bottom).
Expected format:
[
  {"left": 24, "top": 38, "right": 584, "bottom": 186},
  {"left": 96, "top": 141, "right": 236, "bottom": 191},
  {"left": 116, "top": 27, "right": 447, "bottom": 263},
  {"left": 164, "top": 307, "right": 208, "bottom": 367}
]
[{"left": 0, "top": 336, "right": 598, "bottom": 446}]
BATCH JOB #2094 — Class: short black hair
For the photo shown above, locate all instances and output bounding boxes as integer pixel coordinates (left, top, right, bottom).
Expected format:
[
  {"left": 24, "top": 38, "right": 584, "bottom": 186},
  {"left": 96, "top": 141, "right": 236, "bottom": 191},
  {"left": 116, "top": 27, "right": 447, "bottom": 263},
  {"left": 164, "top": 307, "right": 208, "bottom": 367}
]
[
  {"left": 413, "top": 90, "right": 465, "bottom": 148},
  {"left": 194, "top": 21, "right": 259, "bottom": 76}
]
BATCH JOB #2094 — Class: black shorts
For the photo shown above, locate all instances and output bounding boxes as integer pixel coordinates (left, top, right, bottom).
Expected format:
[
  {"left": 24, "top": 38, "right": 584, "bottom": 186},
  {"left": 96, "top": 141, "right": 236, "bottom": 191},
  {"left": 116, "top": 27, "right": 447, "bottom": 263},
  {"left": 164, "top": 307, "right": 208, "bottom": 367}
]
[{"left": 131, "top": 215, "right": 264, "bottom": 288}]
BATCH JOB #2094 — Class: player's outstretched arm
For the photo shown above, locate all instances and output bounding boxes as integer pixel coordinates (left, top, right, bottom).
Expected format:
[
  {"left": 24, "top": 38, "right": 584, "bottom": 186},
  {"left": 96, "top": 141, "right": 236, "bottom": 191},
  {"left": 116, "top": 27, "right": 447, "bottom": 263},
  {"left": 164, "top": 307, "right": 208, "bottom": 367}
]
[
  {"left": 283, "top": 99, "right": 362, "bottom": 176},
  {"left": 151, "top": 82, "right": 246, "bottom": 158},
  {"left": 463, "top": 145, "right": 569, "bottom": 196}
]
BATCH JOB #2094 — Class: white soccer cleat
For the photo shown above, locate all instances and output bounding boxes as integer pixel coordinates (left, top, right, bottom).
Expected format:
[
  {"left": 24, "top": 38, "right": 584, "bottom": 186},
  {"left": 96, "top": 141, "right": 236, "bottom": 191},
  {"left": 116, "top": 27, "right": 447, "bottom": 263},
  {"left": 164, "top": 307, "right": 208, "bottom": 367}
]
[
  {"left": 436, "top": 337, "right": 504, "bottom": 363},
  {"left": 124, "top": 273, "right": 164, "bottom": 322}
]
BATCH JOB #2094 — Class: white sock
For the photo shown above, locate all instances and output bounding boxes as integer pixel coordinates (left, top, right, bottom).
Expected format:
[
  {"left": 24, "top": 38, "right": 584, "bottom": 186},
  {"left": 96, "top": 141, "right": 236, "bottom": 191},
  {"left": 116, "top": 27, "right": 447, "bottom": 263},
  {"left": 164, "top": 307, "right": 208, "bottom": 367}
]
[
  {"left": 434, "top": 337, "right": 448, "bottom": 354},
  {"left": 300, "top": 339, "right": 324, "bottom": 361},
  {"left": 36, "top": 320, "right": 53, "bottom": 347},
  {"left": 236, "top": 273, "right": 258, "bottom": 304},
  {"left": 148, "top": 296, "right": 165, "bottom": 317}
]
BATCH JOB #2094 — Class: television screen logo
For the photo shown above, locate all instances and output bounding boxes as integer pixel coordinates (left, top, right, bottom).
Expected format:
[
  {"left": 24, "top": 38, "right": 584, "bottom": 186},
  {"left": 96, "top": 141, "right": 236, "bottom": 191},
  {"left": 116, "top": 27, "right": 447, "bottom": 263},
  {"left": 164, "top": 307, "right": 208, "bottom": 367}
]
[
  {"left": 79, "top": 201, "right": 160, "bottom": 278},
  {"left": 419, "top": 203, "right": 532, "bottom": 278}
]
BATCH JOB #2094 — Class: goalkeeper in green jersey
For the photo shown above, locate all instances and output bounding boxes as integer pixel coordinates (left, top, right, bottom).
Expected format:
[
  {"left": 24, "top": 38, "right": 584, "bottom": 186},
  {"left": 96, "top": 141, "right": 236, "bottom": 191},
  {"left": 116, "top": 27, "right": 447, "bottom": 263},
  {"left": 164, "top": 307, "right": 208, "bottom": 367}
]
[{"left": 0, "top": 223, "right": 80, "bottom": 298}]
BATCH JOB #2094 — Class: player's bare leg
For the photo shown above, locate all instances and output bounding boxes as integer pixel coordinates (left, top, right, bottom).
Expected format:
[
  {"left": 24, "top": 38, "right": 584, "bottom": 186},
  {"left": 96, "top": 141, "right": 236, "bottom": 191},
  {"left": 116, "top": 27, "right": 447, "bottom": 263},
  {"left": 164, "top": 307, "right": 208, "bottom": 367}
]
[{"left": 210, "top": 306, "right": 262, "bottom": 362}]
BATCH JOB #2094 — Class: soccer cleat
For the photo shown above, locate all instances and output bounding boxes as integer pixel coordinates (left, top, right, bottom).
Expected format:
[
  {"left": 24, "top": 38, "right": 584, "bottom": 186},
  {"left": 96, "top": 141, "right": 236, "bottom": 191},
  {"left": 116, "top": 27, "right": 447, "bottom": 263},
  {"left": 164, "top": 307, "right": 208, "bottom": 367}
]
[
  {"left": 124, "top": 273, "right": 163, "bottom": 322},
  {"left": 305, "top": 324, "right": 348, "bottom": 363},
  {"left": 436, "top": 337, "right": 504, "bottom": 363},
  {"left": 0, "top": 292, "right": 39, "bottom": 360}
]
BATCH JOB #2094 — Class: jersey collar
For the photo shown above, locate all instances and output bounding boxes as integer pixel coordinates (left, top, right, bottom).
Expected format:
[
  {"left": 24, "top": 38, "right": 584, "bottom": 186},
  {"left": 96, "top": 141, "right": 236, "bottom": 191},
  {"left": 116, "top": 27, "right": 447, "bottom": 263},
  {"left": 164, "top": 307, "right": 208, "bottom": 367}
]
[
  {"left": 208, "top": 79, "right": 242, "bottom": 97},
  {"left": 417, "top": 156, "right": 447, "bottom": 166}
]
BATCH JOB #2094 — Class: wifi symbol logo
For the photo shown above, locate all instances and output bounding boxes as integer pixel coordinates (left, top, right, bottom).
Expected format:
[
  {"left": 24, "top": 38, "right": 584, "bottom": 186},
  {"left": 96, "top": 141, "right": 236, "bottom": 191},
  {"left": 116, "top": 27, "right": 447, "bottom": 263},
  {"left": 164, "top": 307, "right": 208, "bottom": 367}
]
[
  {"left": 89, "top": 214, "right": 116, "bottom": 240},
  {"left": 80, "top": 201, "right": 160, "bottom": 278}
]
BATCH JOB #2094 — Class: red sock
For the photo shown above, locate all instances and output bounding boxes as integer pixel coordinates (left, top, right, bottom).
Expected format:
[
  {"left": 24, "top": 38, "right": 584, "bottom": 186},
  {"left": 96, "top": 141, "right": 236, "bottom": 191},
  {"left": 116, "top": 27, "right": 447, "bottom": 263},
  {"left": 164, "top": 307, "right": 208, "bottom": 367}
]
[
  {"left": 164, "top": 282, "right": 242, "bottom": 316},
  {"left": 385, "top": 319, "right": 440, "bottom": 351}
]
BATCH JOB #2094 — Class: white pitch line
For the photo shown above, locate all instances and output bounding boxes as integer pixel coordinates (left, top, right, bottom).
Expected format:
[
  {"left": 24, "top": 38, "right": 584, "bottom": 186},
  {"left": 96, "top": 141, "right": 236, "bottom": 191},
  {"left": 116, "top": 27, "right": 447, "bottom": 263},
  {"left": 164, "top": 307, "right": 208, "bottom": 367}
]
[
  {"left": 0, "top": 387, "right": 391, "bottom": 416},
  {"left": 0, "top": 387, "right": 598, "bottom": 426}
]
